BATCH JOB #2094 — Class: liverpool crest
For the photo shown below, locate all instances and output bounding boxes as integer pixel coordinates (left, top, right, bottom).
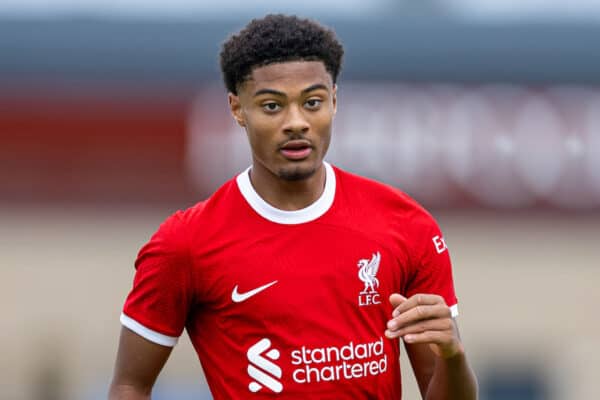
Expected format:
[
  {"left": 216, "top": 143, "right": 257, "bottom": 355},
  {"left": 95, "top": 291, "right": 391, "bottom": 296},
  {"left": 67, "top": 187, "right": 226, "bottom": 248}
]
[{"left": 357, "top": 252, "right": 381, "bottom": 306}]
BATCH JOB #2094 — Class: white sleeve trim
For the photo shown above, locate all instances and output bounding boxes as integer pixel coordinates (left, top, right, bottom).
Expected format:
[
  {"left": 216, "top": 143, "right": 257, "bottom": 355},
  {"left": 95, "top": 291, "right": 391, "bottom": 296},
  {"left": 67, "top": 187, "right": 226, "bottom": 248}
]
[
  {"left": 120, "top": 313, "right": 179, "bottom": 347},
  {"left": 449, "top": 304, "right": 459, "bottom": 318}
]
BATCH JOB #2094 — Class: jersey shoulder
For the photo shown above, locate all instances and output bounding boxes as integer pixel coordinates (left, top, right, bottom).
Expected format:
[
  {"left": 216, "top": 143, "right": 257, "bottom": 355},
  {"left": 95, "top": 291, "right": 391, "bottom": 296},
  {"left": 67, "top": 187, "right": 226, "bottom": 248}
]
[
  {"left": 333, "top": 165, "right": 437, "bottom": 230},
  {"left": 169, "top": 176, "right": 240, "bottom": 227},
  {"left": 138, "top": 177, "right": 240, "bottom": 261}
]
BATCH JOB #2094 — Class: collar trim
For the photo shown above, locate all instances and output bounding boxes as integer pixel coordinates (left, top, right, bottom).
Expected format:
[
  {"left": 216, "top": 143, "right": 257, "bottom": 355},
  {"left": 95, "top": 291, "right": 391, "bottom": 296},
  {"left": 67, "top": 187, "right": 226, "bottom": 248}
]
[{"left": 236, "top": 162, "right": 335, "bottom": 225}]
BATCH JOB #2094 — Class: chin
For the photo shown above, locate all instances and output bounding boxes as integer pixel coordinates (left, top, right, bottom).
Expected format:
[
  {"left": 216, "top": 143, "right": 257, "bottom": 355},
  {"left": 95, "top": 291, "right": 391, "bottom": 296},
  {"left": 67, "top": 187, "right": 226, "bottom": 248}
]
[{"left": 277, "top": 164, "right": 318, "bottom": 181}]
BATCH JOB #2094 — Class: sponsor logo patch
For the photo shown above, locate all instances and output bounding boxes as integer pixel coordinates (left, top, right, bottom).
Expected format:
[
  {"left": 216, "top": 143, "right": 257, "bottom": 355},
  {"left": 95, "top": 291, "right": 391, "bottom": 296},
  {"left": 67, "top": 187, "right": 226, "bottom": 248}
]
[{"left": 247, "top": 338, "right": 283, "bottom": 393}]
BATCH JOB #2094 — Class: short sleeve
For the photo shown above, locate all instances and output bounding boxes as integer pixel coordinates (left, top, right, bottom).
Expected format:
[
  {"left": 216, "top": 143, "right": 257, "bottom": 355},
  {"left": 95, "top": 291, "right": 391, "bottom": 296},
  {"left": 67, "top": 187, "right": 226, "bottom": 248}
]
[
  {"left": 404, "top": 213, "right": 459, "bottom": 317},
  {"left": 121, "top": 211, "right": 194, "bottom": 346}
]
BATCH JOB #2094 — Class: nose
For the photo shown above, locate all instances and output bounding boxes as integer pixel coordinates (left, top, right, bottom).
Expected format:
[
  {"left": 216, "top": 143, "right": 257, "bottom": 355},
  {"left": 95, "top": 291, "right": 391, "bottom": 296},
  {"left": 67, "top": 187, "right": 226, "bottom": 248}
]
[{"left": 282, "top": 104, "right": 309, "bottom": 135}]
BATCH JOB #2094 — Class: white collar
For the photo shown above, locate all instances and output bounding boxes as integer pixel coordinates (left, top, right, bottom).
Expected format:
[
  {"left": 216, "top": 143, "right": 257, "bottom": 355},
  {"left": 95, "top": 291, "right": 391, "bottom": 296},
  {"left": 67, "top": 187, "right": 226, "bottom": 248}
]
[{"left": 236, "top": 161, "right": 336, "bottom": 225}]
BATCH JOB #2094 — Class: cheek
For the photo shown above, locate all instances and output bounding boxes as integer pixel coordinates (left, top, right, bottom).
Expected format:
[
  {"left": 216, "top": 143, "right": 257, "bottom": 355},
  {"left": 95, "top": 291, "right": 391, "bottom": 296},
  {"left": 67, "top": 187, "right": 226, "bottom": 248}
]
[
  {"left": 321, "top": 129, "right": 332, "bottom": 154},
  {"left": 245, "top": 112, "right": 281, "bottom": 136},
  {"left": 245, "top": 129, "right": 264, "bottom": 155},
  {"left": 244, "top": 118, "right": 279, "bottom": 155},
  {"left": 315, "top": 114, "right": 333, "bottom": 140}
]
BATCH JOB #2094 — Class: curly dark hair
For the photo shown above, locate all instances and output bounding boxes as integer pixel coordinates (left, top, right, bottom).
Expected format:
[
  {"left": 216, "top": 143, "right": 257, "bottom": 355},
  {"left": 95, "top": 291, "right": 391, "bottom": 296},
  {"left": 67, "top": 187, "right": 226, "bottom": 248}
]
[{"left": 220, "top": 14, "right": 344, "bottom": 94}]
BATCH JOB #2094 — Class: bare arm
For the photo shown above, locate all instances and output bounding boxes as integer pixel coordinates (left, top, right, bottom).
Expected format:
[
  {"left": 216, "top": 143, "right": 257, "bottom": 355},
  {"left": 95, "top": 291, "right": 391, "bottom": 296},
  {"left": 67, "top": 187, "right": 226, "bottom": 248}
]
[
  {"left": 109, "top": 327, "right": 173, "bottom": 400},
  {"left": 405, "top": 322, "right": 477, "bottom": 400},
  {"left": 386, "top": 294, "right": 478, "bottom": 400}
]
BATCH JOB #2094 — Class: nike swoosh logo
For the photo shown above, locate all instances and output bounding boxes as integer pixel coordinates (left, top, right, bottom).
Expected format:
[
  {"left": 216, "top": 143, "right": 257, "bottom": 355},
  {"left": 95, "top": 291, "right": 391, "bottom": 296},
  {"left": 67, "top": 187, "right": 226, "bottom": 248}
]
[{"left": 231, "top": 280, "right": 278, "bottom": 303}]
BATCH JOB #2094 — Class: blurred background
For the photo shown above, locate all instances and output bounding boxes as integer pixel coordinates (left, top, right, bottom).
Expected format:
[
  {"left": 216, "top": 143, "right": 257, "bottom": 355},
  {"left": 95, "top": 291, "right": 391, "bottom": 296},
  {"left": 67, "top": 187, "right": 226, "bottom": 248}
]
[{"left": 1, "top": 1, "right": 599, "bottom": 399}]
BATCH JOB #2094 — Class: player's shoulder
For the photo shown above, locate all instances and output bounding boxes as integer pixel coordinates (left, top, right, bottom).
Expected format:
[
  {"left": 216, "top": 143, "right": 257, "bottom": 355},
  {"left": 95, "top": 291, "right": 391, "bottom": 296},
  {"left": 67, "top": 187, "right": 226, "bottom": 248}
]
[
  {"left": 333, "top": 165, "right": 438, "bottom": 229},
  {"left": 333, "top": 165, "right": 428, "bottom": 212},
  {"left": 135, "top": 177, "right": 240, "bottom": 269},
  {"left": 167, "top": 176, "right": 239, "bottom": 227}
]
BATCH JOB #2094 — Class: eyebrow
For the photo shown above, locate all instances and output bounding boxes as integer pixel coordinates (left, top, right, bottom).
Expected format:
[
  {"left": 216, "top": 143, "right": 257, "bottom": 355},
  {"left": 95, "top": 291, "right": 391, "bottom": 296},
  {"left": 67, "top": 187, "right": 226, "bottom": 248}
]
[{"left": 252, "top": 83, "right": 329, "bottom": 98}]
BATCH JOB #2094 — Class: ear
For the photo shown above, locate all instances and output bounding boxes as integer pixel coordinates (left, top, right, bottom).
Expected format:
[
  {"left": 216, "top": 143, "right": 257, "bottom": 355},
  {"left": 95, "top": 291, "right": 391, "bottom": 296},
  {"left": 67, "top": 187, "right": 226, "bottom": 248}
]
[{"left": 228, "top": 92, "right": 246, "bottom": 127}]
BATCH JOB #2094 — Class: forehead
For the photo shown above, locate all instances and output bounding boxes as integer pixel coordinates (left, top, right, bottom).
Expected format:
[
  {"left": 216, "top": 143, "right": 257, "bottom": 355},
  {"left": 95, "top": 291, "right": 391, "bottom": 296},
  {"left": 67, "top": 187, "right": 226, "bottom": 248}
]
[{"left": 242, "top": 61, "right": 332, "bottom": 95}]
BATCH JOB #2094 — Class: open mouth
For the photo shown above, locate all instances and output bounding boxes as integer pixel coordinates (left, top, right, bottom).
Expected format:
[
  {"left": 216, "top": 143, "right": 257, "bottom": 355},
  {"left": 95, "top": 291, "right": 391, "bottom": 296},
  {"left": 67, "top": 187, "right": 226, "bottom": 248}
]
[{"left": 280, "top": 140, "right": 312, "bottom": 160}]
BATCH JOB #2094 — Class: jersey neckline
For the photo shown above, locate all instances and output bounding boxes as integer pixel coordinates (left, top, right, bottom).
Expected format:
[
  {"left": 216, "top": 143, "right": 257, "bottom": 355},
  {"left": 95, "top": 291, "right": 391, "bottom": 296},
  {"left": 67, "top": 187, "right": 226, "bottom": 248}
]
[{"left": 236, "top": 161, "right": 336, "bottom": 225}]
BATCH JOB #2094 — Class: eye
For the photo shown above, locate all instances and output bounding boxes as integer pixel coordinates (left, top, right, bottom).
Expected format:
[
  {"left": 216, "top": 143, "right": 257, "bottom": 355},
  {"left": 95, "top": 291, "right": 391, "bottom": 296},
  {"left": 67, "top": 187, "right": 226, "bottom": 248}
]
[
  {"left": 305, "top": 98, "right": 322, "bottom": 110},
  {"left": 262, "top": 102, "right": 281, "bottom": 113}
]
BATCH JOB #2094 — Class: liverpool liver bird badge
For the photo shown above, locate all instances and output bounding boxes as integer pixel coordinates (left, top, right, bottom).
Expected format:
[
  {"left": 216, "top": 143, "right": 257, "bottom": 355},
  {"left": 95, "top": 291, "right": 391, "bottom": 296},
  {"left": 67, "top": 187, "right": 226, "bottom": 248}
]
[{"left": 358, "top": 252, "right": 381, "bottom": 294}]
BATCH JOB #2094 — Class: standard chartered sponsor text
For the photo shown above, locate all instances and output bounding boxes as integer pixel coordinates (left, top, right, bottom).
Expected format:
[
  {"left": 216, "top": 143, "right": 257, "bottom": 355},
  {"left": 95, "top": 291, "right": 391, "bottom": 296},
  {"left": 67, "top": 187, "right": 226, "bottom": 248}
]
[{"left": 290, "top": 337, "right": 387, "bottom": 383}]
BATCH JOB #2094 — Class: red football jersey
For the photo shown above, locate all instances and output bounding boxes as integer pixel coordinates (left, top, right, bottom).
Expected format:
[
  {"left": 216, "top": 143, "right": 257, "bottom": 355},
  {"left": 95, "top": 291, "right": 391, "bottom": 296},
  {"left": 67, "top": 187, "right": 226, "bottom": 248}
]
[{"left": 121, "top": 162, "right": 458, "bottom": 399}]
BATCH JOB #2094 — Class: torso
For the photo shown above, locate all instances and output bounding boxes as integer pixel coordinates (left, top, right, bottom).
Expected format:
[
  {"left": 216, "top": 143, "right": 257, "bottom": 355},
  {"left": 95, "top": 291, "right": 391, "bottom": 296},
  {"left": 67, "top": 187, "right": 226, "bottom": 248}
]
[{"left": 182, "top": 163, "right": 425, "bottom": 399}]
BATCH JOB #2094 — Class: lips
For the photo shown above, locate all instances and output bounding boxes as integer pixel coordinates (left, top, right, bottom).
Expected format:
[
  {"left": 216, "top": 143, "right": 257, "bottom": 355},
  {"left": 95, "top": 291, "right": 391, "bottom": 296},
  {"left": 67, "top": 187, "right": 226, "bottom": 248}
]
[{"left": 279, "top": 140, "right": 313, "bottom": 160}]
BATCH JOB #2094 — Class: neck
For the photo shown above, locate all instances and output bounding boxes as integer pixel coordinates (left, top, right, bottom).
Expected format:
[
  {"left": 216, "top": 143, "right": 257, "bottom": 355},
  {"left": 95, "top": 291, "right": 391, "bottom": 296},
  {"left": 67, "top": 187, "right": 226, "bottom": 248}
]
[{"left": 249, "top": 162, "right": 326, "bottom": 211}]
